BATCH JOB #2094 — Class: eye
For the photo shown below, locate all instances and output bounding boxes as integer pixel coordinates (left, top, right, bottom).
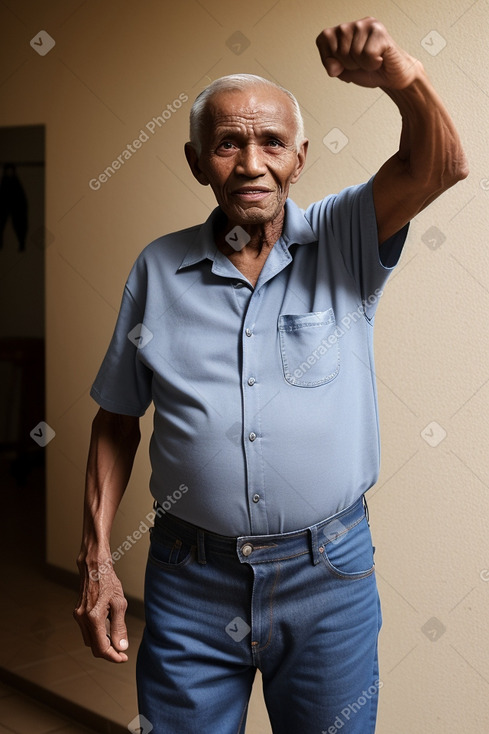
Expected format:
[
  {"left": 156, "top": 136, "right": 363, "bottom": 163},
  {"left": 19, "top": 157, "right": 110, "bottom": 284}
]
[
  {"left": 217, "top": 140, "right": 236, "bottom": 151},
  {"left": 266, "top": 139, "right": 283, "bottom": 148}
]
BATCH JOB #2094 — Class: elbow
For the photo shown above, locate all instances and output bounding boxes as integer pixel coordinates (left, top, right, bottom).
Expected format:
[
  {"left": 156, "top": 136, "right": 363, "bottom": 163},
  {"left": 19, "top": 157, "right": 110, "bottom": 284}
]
[
  {"left": 449, "top": 149, "right": 470, "bottom": 185},
  {"left": 455, "top": 159, "right": 470, "bottom": 183},
  {"left": 430, "top": 153, "right": 469, "bottom": 197},
  {"left": 428, "top": 135, "right": 470, "bottom": 193},
  {"left": 449, "top": 141, "right": 470, "bottom": 184}
]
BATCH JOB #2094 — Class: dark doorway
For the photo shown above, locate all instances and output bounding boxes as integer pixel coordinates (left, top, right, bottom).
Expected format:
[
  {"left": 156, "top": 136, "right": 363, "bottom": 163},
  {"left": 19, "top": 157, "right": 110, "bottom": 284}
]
[{"left": 0, "top": 125, "right": 46, "bottom": 563}]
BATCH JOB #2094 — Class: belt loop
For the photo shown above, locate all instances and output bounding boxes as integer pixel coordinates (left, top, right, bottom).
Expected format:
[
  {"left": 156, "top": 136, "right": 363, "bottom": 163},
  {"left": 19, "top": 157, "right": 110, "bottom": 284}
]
[
  {"left": 197, "top": 529, "right": 207, "bottom": 565},
  {"left": 308, "top": 525, "right": 321, "bottom": 566}
]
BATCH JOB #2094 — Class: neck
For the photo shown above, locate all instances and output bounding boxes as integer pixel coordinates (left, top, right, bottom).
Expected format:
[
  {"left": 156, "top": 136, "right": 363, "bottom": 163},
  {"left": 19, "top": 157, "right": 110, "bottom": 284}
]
[{"left": 217, "top": 208, "right": 285, "bottom": 256}]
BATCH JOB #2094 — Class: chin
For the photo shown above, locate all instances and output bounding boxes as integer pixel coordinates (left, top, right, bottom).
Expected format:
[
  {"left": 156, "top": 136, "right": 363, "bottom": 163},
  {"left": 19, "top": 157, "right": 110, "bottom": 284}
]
[
  {"left": 239, "top": 210, "right": 274, "bottom": 224},
  {"left": 232, "top": 205, "right": 283, "bottom": 226}
]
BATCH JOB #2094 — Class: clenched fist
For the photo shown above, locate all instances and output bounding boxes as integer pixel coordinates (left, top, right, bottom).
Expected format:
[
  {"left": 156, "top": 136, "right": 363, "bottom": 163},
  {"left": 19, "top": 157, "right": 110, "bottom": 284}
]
[{"left": 316, "top": 17, "right": 421, "bottom": 90}]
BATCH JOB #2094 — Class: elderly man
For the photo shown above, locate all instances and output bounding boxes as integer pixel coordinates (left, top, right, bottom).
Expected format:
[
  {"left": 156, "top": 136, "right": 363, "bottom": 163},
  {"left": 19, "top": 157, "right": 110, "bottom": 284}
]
[{"left": 74, "top": 17, "right": 467, "bottom": 734}]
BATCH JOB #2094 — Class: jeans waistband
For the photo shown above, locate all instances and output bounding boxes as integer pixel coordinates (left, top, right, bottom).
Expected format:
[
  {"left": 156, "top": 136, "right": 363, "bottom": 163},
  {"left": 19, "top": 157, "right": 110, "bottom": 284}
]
[{"left": 153, "top": 495, "right": 368, "bottom": 566}]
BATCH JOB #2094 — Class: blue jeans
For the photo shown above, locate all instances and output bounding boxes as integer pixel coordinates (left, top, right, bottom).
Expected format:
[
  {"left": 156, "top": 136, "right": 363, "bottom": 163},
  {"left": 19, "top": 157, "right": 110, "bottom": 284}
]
[{"left": 136, "top": 496, "right": 382, "bottom": 734}]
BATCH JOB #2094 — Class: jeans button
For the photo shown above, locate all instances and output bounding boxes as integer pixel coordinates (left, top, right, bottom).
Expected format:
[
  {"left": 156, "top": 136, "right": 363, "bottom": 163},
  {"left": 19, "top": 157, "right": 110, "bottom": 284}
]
[{"left": 241, "top": 543, "right": 253, "bottom": 557}]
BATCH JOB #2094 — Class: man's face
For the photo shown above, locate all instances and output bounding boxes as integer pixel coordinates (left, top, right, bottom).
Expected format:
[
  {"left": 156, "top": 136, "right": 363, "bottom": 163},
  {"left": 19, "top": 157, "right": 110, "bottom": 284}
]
[{"left": 186, "top": 86, "right": 308, "bottom": 228}]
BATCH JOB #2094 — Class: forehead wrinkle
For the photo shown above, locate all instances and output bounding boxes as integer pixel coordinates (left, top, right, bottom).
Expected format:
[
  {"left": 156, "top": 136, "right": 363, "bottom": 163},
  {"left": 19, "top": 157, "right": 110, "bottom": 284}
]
[
  {"left": 207, "top": 89, "right": 295, "bottom": 124},
  {"left": 213, "top": 108, "right": 288, "bottom": 123},
  {"left": 209, "top": 112, "right": 295, "bottom": 141},
  {"left": 199, "top": 89, "right": 300, "bottom": 149},
  {"left": 215, "top": 116, "right": 288, "bottom": 131}
]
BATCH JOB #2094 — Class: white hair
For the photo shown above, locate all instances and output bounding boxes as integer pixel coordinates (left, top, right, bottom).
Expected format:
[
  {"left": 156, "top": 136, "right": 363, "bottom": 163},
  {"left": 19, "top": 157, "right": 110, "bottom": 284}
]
[{"left": 189, "top": 73, "right": 305, "bottom": 155}]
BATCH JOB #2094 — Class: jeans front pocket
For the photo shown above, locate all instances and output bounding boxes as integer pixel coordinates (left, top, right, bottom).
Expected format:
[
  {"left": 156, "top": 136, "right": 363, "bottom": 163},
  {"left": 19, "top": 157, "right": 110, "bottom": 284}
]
[
  {"left": 278, "top": 309, "right": 340, "bottom": 387},
  {"left": 320, "top": 514, "right": 375, "bottom": 580},
  {"left": 148, "top": 525, "right": 194, "bottom": 570}
]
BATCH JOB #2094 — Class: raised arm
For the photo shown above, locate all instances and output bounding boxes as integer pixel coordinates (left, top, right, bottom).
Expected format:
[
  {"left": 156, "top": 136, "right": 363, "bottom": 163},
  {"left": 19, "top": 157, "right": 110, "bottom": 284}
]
[
  {"left": 316, "top": 17, "right": 469, "bottom": 244},
  {"left": 73, "top": 407, "right": 141, "bottom": 663}
]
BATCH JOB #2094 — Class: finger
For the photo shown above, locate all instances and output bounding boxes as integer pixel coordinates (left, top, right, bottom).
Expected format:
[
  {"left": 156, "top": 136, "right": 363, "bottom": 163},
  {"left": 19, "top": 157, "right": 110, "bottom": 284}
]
[
  {"left": 95, "top": 634, "right": 129, "bottom": 663},
  {"left": 108, "top": 596, "right": 129, "bottom": 654},
  {"left": 335, "top": 21, "right": 384, "bottom": 72},
  {"left": 74, "top": 603, "right": 107, "bottom": 653},
  {"left": 349, "top": 22, "right": 382, "bottom": 69},
  {"left": 335, "top": 23, "right": 356, "bottom": 67},
  {"left": 358, "top": 24, "right": 390, "bottom": 71},
  {"left": 73, "top": 580, "right": 96, "bottom": 648},
  {"left": 87, "top": 608, "right": 129, "bottom": 662},
  {"left": 316, "top": 27, "right": 338, "bottom": 63},
  {"left": 316, "top": 28, "right": 347, "bottom": 78},
  {"left": 317, "top": 18, "right": 386, "bottom": 75},
  {"left": 73, "top": 606, "right": 93, "bottom": 648},
  {"left": 323, "top": 57, "right": 345, "bottom": 78},
  {"left": 102, "top": 635, "right": 129, "bottom": 663},
  {"left": 321, "top": 23, "right": 363, "bottom": 73}
]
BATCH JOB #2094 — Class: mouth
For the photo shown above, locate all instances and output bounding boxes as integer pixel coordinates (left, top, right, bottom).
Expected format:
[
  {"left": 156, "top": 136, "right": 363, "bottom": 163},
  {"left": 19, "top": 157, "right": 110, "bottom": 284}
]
[{"left": 231, "top": 187, "right": 273, "bottom": 201}]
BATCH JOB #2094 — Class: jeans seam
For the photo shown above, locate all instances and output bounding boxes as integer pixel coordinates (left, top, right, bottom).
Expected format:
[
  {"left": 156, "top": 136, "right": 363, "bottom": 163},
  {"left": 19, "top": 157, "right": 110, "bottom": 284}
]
[
  {"left": 253, "top": 563, "right": 281, "bottom": 656},
  {"left": 236, "top": 698, "right": 249, "bottom": 734}
]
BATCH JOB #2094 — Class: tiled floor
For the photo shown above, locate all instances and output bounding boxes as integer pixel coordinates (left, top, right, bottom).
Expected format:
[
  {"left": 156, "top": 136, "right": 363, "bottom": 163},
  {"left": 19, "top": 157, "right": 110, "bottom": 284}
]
[
  {"left": 0, "top": 681, "right": 100, "bottom": 734},
  {"left": 0, "top": 452, "right": 142, "bottom": 732},
  {"left": 0, "top": 453, "right": 271, "bottom": 733}
]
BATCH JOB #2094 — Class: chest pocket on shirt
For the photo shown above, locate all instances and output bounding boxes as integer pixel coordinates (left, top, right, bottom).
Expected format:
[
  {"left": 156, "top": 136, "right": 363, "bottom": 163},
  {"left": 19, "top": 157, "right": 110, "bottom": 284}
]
[{"left": 278, "top": 309, "right": 340, "bottom": 387}]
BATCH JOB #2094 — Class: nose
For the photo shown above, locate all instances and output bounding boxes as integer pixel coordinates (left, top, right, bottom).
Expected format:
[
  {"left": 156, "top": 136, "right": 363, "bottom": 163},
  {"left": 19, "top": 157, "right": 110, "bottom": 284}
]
[{"left": 235, "top": 144, "right": 266, "bottom": 177}]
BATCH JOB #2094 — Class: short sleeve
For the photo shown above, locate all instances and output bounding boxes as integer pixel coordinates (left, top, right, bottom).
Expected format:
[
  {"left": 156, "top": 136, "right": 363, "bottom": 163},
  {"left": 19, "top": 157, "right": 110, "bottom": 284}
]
[
  {"left": 90, "top": 284, "right": 153, "bottom": 416},
  {"left": 305, "top": 176, "right": 408, "bottom": 319}
]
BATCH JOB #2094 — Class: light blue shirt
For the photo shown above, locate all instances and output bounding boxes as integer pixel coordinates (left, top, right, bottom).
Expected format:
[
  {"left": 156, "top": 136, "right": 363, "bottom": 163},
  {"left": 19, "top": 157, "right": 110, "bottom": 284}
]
[{"left": 91, "top": 177, "right": 407, "bottom": 535}]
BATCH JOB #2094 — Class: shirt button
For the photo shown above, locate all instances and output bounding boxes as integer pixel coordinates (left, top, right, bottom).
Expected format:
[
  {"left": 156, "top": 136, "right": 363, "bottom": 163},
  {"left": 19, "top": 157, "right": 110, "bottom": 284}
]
[
  {"left": 245, "top": 328, "right": 252, "bottom": 337},
  {"left": 252, "top": 493, "right": 260, "bottom": 503},
  {"left": 247, "top": 377, "right": 256, "bottom": 386},
  {"left": 249, "top": 432, "right": 257, "bottom": 442},
  {"left": 242, "top": 543, "right": 253, "bottom": 556}
]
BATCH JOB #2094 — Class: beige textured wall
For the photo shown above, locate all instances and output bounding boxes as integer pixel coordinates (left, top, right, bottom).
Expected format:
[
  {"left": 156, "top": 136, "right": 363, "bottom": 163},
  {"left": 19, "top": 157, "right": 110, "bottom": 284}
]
[{"left": 1, "top": 0, "right": 488, "bottom": 731}]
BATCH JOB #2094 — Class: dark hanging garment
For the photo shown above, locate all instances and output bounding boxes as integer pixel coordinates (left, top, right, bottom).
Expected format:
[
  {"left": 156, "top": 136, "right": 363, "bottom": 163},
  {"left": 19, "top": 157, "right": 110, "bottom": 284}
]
[{"left": 0, "top": 164, "right": 28, "bottom": 251}]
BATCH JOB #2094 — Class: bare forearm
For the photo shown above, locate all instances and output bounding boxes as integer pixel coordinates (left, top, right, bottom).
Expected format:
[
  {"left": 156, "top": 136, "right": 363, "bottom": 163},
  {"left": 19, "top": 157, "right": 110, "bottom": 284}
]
[
  {"left": 374, "top": 67, "right": 469, "bottom": 238},
  {"left": 385, "top": 67, "right": 467, "bottom": 180},
  {"left": 80, "top": 408, "right": 141, "bottom": 560},
  {"left": 316, "top": 18, "right": 469, "bottom": 244},
  {"left": 74, "top": 408, "right": 139, "bottom": 663}
]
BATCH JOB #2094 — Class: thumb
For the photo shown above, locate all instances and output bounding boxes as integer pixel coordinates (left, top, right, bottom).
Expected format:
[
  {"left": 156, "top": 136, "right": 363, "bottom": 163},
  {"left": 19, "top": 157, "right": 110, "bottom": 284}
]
[
  {"left": 109, "top": 598, "right": 129, "bottom": 653},
  {"left": 323, "top": 57, "right": 345, "bottom": 78}
]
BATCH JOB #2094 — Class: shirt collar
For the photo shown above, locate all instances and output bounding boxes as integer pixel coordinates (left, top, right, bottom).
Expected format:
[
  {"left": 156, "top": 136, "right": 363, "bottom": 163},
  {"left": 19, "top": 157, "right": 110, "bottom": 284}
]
[{"left": 177, "top": 198, "right": 317, "bottom": 271}]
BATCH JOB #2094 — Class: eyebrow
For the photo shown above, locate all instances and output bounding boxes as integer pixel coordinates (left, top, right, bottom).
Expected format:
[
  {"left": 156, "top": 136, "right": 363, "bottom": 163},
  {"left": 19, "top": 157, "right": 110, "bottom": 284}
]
[{"left": 213, "top": 125, "right": 290, "bottom": 140}]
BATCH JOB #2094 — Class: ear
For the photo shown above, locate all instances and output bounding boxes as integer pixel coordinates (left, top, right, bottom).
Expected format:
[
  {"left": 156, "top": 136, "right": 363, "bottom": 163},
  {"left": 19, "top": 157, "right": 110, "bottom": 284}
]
[
  {"left": 184, "top": 142, "right": 210, "bottom": 186},
  {"left": 290, "top": 139, "right": 309, "bottom": 185}
]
